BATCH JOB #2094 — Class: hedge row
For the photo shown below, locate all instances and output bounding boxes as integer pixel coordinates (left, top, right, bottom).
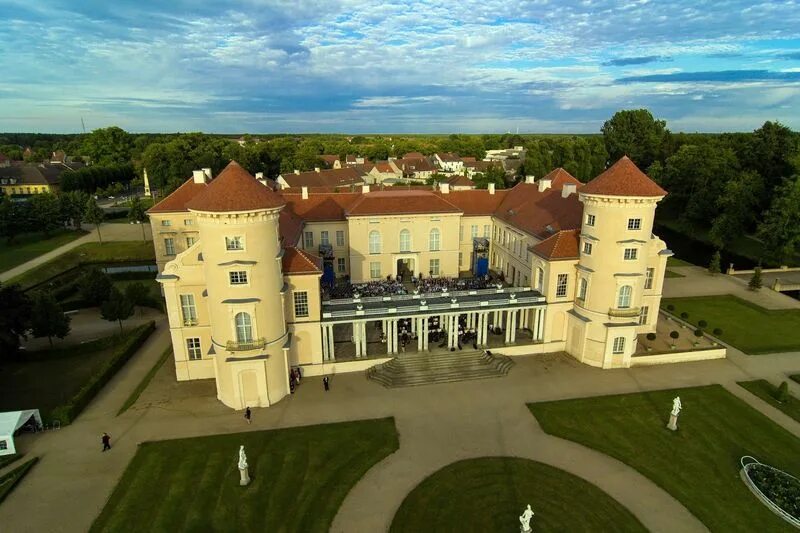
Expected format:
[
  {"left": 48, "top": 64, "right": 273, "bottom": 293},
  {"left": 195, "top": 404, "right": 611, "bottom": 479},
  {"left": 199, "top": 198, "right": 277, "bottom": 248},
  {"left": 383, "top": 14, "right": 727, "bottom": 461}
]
[
  {"left": 0, "top": 457, "right": 39, "bottom": 506},
  {"left": 49, "top": 321, "right": 155, "bottom": 425}
]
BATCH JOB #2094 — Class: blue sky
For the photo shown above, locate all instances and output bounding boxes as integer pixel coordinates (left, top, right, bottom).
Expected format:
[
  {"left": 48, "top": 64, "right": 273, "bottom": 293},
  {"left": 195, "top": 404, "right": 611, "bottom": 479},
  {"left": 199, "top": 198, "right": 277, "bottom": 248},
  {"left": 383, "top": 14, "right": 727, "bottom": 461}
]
[{"left": 1, "top": 0, "right": 799, "bottom": 133}]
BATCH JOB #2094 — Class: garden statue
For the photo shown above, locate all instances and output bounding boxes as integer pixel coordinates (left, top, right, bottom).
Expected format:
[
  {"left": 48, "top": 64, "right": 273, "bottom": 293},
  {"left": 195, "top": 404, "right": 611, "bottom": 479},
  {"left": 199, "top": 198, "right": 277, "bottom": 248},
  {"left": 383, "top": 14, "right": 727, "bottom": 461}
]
[
  {"left": 238, "top": 445, "right": 251, "bottom": 486},
  {"left": 519, "top": 504, "right": 534, "bottom": 532},
  {"left": 667, "top": 396, "right": 682, "bottom": 431}
]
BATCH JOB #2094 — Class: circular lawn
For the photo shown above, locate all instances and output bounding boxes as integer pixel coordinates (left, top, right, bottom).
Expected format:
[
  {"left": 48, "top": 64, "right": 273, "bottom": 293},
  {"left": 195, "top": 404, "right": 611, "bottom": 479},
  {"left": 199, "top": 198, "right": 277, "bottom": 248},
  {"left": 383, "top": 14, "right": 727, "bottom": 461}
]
[{"left": 390, "top": 457, "right": 646, "bottom": 533}]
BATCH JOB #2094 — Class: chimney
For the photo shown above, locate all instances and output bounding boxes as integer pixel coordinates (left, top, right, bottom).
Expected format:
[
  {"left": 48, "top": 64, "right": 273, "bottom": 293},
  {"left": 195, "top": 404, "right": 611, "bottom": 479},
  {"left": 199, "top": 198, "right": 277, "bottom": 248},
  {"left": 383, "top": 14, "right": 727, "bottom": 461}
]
[
  {"left": 301, "top": 186, "right": 309, "bottom": 200},
  {"left": 192, "top": 170, "right": 207, "bottom": 184},
  {"left": 488, "top": 183, "right": 495, "bottom": 195},
  {"left": 314, "top": 167, "right": 321, "bottom": 173},
  {"left": 525, "top": 175, "right": 535, "bottom": 184},
  {"left": 202, "top": 167, "right": 212, "bottom": 180},
  {"left": 255, "top": 172, "right": 264, "bottom": 180},
  {"left": 294, "top": 169, "right": 300, "bottom": 175},
  {"left": 361, "top": 184, "right": 370, "bottom": 194},
  {"left": 440, "top": 183, "right": 450, "bottom": 194},
  {"left": 562, "top": 183, "right": 577, "bottom": 198},
  {"left": 538, "top": 178, "right": 552, "bottom": 192}
]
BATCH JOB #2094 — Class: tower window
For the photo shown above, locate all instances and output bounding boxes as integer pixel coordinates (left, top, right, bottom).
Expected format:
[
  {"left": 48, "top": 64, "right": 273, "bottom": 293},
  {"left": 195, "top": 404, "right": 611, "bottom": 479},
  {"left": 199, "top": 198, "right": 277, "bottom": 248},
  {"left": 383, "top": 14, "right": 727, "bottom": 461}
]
[
  {"left": 586, "top": 214, "right": 595, "bottom": 227},
  {"left": 578, "top": 278, "right": 588, "bottom": 300},
  {"left": 180, "top": 294, "right": 197, "bottom": 326},
  {"left": 234, "top": 312, "right": 253, "bottom": 343},
  {"left": 225, "top": 236, "right": 244, "bottom": 251},
  {"left": 639, "top": 305, "right": 650, "bottom": 325},
  {"left": 582, "top": 242, "right": 592, "bottom": 255},
  {"left": 617, "top": 285, "right": 632, "bottom": 309},
  {"left": 229, "top": 271, "right": 248, "bottom": 285},
  {"left": 627, "top": 218, "right": 642, "bottom": 230},
  {"left": 623, "top": 248, "right": 638, "bottom": 261}
]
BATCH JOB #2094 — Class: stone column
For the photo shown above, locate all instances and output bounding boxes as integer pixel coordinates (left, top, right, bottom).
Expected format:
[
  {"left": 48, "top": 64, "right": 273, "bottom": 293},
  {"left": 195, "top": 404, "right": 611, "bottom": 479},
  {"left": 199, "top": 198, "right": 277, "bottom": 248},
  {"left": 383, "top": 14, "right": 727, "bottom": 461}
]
[
  {"left": 387, "top": 320, "right": 393, "bottom": 355},
  {"left": 411, "top": 316, "right": 417, "bottom": 334},
  {"left": 354, "top": 322, "right": 361, "bottom": 358},
  {"left": 423, "top": 317, "right": 430, "bottom": 350},
  {"left": 362, "top": 322, "right": 368, "bottom": 357},
  {"left": 327, "top": 324, "right": 336, "bottom": 361},
  {"left": 510, "top": 310, "right": 517, "bottom": 343},
  {"left": 504, "top": 310, "right": 512, "bottom": 344},
  {"left": 321, "top": 324, "right": 329, "bottom": 361}
]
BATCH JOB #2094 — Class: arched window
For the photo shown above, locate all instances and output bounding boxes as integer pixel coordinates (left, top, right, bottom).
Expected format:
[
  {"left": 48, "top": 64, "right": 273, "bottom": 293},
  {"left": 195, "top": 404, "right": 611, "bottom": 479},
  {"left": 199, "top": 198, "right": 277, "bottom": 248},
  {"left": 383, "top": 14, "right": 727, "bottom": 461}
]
[
  {"left": 235, "top": 312, "right": 253, "bottom": 343},
  {"left": 429, "top": 228, "right": 440, "bottom": 251},
  {"left": 617, "top": 285, "right": 632, "bottom": 309},
  {"left": 399, "top": 229, "right": 412, "bottom": 252},
  {"left": 536, "top": 268, "right": 544, "bottom": 291},
  {"left": 369, "top": 230, "right": 381, "bottom": 254},
  {"left": 578, "top": 278, "right": 588, "bottom": 300}
]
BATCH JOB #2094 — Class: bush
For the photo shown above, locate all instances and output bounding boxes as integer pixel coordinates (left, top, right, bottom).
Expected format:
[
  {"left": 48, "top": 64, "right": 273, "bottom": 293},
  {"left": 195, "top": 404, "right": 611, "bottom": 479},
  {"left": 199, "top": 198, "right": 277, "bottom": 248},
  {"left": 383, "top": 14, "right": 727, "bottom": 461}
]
[
  {"left": 694, "top": 329, "right": 703, "bottom": 338},
  {"left": 680, "top": 312, "right": 689, "bottom": 320},
  {"left": 713, "top": 328, "right": 723, "bottom": 336},
  {"left": 49, "top": 321, "right": 155, "bottom": 425},
  {"left": 666, "top": 304, "right": 675, "bottom": 311},
  {"left": 669, "top": 331, "right": 680, "bottom": 345},
  {"left": 749, "top": 267, "right": 763, "bottom": 291},
  {"left": 775, "top": 381, "right": 790, "bottom": 403},
  {"left": 698, "top": 320, "right": 708, "bottom": 329},
  {"left": 646, "top": 333, "right": 657, "bottom": 341}
]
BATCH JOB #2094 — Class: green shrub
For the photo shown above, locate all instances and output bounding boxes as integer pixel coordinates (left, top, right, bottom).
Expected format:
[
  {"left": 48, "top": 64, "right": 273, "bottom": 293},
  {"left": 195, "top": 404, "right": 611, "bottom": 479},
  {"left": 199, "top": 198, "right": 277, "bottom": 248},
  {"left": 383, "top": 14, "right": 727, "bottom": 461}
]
[
  {"left": 646, "top": 333, "right": 657, "bottom": 341},
  {"left": 713, "top": 328, "right": 723, "bottom": 336},
  {"left": 666, "top": 304, "right": 675, "bottom": 311},
  {"left": 680, "top": 312, "right": 689, "bottom": 320},
  {"left": 694, "top": 329, "right": 703, "bottom": 338},
  {"left": 775, "top": 381, "right": 790, "bottom": 403},
  {"left": 49, "top": 321, "right": 155, "bottom": 425},
  {"left": 698, "top": 320, "right": 708, "bottom": 329}
]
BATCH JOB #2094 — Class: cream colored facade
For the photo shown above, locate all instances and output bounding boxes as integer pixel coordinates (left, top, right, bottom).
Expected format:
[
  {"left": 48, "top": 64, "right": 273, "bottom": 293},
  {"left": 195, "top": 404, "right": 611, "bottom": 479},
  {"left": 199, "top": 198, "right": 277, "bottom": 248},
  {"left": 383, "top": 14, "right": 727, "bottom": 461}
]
[{"left": 150, "top": 158, "right": 676, "bottom": 410}]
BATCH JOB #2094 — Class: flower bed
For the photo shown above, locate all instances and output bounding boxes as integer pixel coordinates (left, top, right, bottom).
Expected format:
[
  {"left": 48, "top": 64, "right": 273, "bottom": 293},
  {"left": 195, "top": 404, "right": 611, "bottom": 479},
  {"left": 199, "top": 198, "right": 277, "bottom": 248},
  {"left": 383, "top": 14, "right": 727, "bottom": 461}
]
[{"left": 740, "top": 456, "right": 800, "bottom": 528}]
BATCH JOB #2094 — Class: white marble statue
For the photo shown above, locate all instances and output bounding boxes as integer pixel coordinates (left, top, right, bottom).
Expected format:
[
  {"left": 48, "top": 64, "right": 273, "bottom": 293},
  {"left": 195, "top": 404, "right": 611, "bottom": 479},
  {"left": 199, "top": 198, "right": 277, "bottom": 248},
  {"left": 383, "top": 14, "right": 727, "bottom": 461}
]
[
  {"left": 238, "top": 445, "right": 248, "bottom": 470},
  {"left": 671, "top": 396, "right": 682, "bottom": 417},
  {"left": 519, "top": 504, "right": 534, "bottom": 532}
]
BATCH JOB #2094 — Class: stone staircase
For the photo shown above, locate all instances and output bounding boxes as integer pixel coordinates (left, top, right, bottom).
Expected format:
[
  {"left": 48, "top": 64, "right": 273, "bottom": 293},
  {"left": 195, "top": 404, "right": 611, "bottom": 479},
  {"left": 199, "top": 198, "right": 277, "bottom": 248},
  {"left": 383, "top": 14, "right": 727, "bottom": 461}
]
[{"left": 366, "top": 349, "right": 514, "bottom": 388}]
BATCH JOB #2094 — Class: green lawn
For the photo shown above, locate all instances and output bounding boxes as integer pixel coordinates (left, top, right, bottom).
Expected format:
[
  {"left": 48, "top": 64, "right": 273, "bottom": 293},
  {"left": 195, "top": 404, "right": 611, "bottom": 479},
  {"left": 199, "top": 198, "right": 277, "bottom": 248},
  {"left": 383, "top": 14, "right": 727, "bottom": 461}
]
[
  {"left": 666, "top": 256, "right": 694, "bottom": 267},
  {"left": 0, "top": 229, "right": 87, "bottom": 273},
  {"left": 91, "top": 418, "right": 399, "bottom": 532},
  {"left": 9, "top": 241, "right": 155, "bottom": 289},
  {"left": 792, "top": 374, "right": 800, "bottom": 386},
  {"left": 664, "top": 269, "right": 685, "bottom": 278},
  {"left": 661, "top": 294, "right": 800, "bottom": 354},
  {"left": 738, "top": 379, "right": 800, "bottom": 424},
  {"left": 391, "top": 457, "right": 646, "bottom": 533},
  {"left": 117, "top": 346, "right": 171, "bottom": 416},
  {"left": 529, "top": 385, "right": 800, "bottom": 532}
]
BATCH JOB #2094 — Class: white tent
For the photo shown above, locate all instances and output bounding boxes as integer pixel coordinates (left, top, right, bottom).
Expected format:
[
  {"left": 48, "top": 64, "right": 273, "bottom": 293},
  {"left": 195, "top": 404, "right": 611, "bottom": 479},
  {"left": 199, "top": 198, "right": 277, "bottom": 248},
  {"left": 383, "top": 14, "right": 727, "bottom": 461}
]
[{"left": 0, "top": 410, "right": 42, "bottom": 456}]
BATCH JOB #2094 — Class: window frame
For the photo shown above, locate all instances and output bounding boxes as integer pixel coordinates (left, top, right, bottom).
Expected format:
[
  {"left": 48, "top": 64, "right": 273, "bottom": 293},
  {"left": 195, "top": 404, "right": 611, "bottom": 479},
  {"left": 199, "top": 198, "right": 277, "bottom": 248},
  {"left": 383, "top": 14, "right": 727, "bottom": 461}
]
[
  {"left": 582, "top": 242, "right": 593, "bottom": 255},
  {"left": 555, "top": 273, "right": 568, "bottom": 298},
  {"left": 335, "top": 230, "right": 345, "bottom": 247},
  {"left": 578, "top": 278, "right": 588, "bottom": 300},
  {"left": 369, "top": 230, "right": 381, "bottom": 254},
  {"left": 645, "top": 267, "right": 655, "bottom": 289},
  {"left": 179, "top": 294, "right": 197, "bottom": 326},
  {"left": 229, "top": 270, "right": 249, "bottom": 285},
  {"left": 293, "top": 291, "right": 309, "bottom": 318},
  {"left": 429, "top": 258, "right": 440, "bottom": 276},
  {"left": 320, "top": 231, "right": 329, "bottom": 246},
  {"left": 623, "top": 248, "right": 638, "bottom": 261},
  {"left": 617, "top": 285, "right": 633, "bottom": 309},
  {"left": 234, "top": 312, "right": 253, "bottom": 343},
  {"left": 639, "top": 305, "right": 650, "bottom": 325},
  {"left": 337, "top": 257, "right": 346, "bottom": 273},
  {"left": 225, "top": 236, "right": 244, "bottom": 251},
  {"left": 586, "top": 214, "right": 595, "bottom": 227},
  {"left": 370, "top": 261, "right": 381, "bottom": 279},
  {"left": 186, "top": 337, "right": 202, "bottom": 360},
  {"left": 429, "top": 228, "right": 440, "bottom": 251},
  {"left": 399, "top": 229, "right": 412, "bottom": 252},
  {"left": 627, "top": 218, "right": 642, "bottom": 231},
  {"left": 164, "top": 237, "right": 175, "bottom": 256},
  {"left": 612, "top": 336, "right": 626, "bottom": 354},
  {"left": 303, "top": 231, "right": 314, "bottom": 249}
]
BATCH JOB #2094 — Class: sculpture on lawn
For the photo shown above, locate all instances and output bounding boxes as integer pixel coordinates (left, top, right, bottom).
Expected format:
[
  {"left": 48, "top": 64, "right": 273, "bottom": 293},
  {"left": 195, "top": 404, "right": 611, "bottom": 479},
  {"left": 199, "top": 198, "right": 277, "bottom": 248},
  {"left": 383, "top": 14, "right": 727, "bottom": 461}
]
[{"left": 519, "top": 504, "right": 534, "bottom": 532}]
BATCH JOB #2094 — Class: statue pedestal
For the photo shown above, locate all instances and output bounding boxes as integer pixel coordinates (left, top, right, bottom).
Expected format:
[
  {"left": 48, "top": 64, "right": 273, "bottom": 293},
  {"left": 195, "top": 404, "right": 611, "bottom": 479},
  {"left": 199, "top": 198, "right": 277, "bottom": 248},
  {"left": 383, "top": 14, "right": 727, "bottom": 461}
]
[
  {"left": 239, "top": 466, "right": 251, "bottom": 486},
  {"left": 667, "top": 414, "right": 678, "bottom": 431},
  {"left": 520, "top": 526, "right": 532, "bottom": 533}
]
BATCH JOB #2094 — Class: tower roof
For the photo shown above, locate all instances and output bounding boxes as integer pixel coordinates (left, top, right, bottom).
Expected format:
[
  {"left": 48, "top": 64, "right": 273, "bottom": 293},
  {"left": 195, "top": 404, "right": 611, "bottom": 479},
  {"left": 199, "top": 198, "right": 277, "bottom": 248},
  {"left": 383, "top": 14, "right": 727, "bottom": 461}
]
[
  {"left": 186, "top": 161, "right": 285, "bottom": 212},
  {"left": 580, "top": 156, "right": 666, "bottom": 197},
  {"left": 530, "top": 229, "right": 580, "bottom": 260}
]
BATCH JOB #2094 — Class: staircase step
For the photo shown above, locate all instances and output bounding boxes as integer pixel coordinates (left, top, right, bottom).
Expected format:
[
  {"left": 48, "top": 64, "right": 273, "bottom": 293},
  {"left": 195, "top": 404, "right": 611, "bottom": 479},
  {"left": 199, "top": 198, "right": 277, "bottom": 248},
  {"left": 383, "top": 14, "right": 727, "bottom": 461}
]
[{"left": 366, "top": 350, "right": 514, "bottom": 388}]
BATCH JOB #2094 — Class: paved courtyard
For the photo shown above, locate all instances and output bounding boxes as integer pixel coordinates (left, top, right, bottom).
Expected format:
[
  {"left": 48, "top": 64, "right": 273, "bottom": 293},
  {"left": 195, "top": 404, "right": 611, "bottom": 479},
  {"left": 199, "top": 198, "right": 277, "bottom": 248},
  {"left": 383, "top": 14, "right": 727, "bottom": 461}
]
[{"left": 1, "top": 266, "right": 800, "bottom": 532}]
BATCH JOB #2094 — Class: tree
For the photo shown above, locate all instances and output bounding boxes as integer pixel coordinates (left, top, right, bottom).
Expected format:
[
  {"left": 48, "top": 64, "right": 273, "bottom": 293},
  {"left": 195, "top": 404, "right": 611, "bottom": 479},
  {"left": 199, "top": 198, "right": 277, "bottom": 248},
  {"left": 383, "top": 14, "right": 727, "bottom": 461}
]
[
  {"left": 601, "top": 109, "right": 668, "bottom": 170},
  {"left": 82, "top": 127, "right": 133, "bottom": 166},
  {"left": 124, "top": 281, "right": 150, "bottom": 309},
  {"left": 0, "top": 282, "right": 31, "bottom": 359},
  {"left": 0, "top": 195, "right": 22, "bottom": 243},
  {"left": 127, "top": 196, "right": 148, "bottom": 241},
  {"left": 101, "top": 287, "right": 134, "bottom": 333},
  {"left": 30, "top": 291, "right": 70, "bottom": 346},
  {"left": 748, "top": 266, "right": 763, "bottom": 291},
  {"left": 709, "top": 171, "right": 764, "bottom": 248},
  {"left": 472, "top": 164, "right": 506, "bottom": 189},
  {"left": 708, "top": 250, "right": 721, "bottom": 275},
  {"left": 742, "top": 121, "right": 798, "bottom": 196},
  {"left": 62, "top": 190, "right": 89, "bottom": 229},
  {"left": 757, "top": 177, "right": 800, "bottom": 265},
  {"left": 28, "top": 193, "right": 62, "bottom": 237},
  {"left": 84, "top": 196, "right": 105, "bottom": 244},
  {"left": 79, "top": 268, "right": 112, "bottom": 305}
]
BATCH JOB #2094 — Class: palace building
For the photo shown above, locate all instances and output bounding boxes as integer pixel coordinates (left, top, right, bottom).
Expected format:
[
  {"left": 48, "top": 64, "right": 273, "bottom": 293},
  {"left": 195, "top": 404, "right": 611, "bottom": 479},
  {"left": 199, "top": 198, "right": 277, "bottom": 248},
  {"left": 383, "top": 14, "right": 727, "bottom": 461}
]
[{"left": 148, "top": 156, "right": 671, "bottom": 410}]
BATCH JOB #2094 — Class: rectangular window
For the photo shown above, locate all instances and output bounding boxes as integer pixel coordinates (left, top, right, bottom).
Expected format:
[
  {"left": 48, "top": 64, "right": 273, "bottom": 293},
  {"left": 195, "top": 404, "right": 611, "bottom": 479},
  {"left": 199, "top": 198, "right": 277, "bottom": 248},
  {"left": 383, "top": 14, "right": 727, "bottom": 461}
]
[
  {"left": 293, "top": 291, "right": 309, "bottom": 318},
  {"left": 304, "top": 231, "right": 313, "bottom": 248},
  {"left": 180, "top": 294, "right": 197, "bottom": 326},
  {"left": 337, "top": 257, "right": 346, "bottom": 273},
  {"left": 186, "top": 236, "right": 196, "bottom": 247},
  {"left": 627, "top": 218, "right": 642, "bottom": 230},
  {"left": 336, "top": 230, "right": 345, "bottom": 247},
  {"left": 645, "top": 267, "right": 655, "bottom": 289},
  {"left": 229, "top": 271, "right": 248, "bottom": 285},
  {"left": 471, "top": 225, "right": 478, "bottom": 238},
  {"left": 556, "top": 273, "right": 568, "bottom": 297},
  {"left": 164, "top": 238, "right": 175, "bottom": 256},
  {"left": 429, "top": 258, "right": 440, "bottom": 276},
  {"left": 586, "top": 214, "right": 595, "bottom": 227},
  {"left": 639, "top": 305, "right": 650, "bottom": 325},
  {"left": 225, "top": 236, "right": 243, "bottom": 250},
  {"left": 458, "top": 252, "right": 463, "bottom": 266},
  {"left": 320, "top": 231, "right": 329, "bottom": 246},
  {"left": 582, "top": 242, "right": 592, "bottom": 255},
  {"left": 624, "top": 248, "right": 638, "bottom": 261},
  {"left": 484, "top": 225, "right": 490, "bottom": 238},
  {"left": 184, "top": 219, "right": 193, "bottom": 226},
  {"left": 161, "top": 219, "right": 171, "bottom": 226},
  {"left": 612, "top": 336, "right": 626, "bottom": 354},
  {"left": 186, "top": 338, "right": 202, "bottom": 360},
  {"left": 370, "top": 261, "right": 381, "bottom": 279}
]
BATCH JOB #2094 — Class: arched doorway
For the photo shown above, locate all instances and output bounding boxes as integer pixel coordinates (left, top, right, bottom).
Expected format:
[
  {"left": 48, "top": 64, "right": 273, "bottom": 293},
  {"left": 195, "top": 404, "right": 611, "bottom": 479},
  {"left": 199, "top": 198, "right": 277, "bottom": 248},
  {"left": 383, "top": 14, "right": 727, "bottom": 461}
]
[{"left": 396, "top": 257, "right": 415, "bottom": 279}]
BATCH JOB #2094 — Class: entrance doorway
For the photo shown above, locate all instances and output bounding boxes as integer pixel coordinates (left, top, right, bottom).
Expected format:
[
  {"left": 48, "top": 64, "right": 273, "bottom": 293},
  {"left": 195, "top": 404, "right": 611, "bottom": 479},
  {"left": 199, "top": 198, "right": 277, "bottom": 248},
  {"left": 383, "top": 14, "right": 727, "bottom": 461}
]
[{"left": 396, "top": 258, "right": 415, "bottom": 280}]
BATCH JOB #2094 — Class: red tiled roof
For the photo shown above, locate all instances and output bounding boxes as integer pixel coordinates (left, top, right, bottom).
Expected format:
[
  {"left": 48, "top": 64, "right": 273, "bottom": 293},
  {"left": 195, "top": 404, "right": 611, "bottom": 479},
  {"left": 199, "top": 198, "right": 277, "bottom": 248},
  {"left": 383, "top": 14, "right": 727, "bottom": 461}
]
[
  {"left": 446, "top": 175, "right": 475, "bottom": 187},
  {"left": 395, "top": 157, "right": 436, "bottom": 174},
  {"left": 530, "top": 229, "right": 580, "bottom": 260},
  {"left": 345, "top": 190, "right": 461, "bottom": 216},
  {"left": 461, "top": 156, "right": 476, "bottom": 162},
  {"left": 186, "top": 161, "right": 285, "bottom": 212},
  {"left": 403, "top": 152, "right": 425, "bottom": 159},
  {"left": 436, "top": 152, "right": 461, "bottom": 162},
  {"left": 320, "top": 155, "right": 339, "bottom": 167},
  {"left": 282, "top": 247, "right": 323, "bottom": 275},
  {"left": 580, "top": 156, "right": 666, "bottom": 197},
  {"left": 282, "top": 192, "right": 360, "bottom": 222},
  {"left": 147, "top": 177, "right": 208, "bottom": 214},
  {"left": 279, "top": 209, "right": 303, "bottom": 246},
  {"left": 434, "top": 189, "right": 509, "bottom": 215},
  {"left": 279, "top": 167, "right": 365, "bottom": 188},
  {"left": 539, "top": 168, "right": 582, "bottom": 187},
  {"left": 494, "top": 182, "right": 583, "bottom": 238},
  {"left": 374, "top": 162, "right": 396, "bottom": 173}
]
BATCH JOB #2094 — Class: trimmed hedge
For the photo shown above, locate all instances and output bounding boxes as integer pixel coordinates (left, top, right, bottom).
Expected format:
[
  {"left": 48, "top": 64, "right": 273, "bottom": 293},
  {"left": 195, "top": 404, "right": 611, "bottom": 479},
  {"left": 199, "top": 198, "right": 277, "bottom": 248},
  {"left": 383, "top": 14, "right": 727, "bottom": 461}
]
[
  {"left": 49, "top": 321, "right": 155, "bottom": 425},
  {"left": 0, "top": 457, "right": 38, "bottom": 505}
]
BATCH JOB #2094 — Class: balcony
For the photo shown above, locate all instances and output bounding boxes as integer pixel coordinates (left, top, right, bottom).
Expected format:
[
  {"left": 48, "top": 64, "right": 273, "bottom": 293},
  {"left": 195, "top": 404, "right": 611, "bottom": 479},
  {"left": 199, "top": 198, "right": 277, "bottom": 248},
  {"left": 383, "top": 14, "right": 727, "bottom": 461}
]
[
  {"left": 608, "top": 307, "right": 641, "bottom": 319},
  {"left": 183, "top": 318, "right": 198, "bottom": 327},
  {"left": 226, "top": 338, "right": 266, "bottom": 352}
]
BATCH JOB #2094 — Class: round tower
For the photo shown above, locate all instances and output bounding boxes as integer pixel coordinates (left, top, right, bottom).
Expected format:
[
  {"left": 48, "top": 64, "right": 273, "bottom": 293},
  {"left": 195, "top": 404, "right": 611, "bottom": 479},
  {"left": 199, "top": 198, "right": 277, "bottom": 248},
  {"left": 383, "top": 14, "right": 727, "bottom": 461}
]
[
  {"left": 572, "top": 156, "right": 667, "bottom": 368},
  {"left": 186, "top": 161, "right": 289, "bottom": 409}
]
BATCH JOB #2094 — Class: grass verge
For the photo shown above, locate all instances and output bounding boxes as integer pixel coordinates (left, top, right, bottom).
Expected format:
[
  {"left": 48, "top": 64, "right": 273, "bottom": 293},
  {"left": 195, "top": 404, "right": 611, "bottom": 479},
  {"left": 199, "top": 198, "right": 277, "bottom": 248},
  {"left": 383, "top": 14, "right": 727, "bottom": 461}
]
[
  {"left": 391, "top": 457, "right": 646, "bottom": 532},
  {"left": 529, "top": 384, "right": 800, "bottom": 532},
  {"left": 666, "top": 257, "right": 694, "bottom": 267},
  {"left": 737, "top": 379, "right": 800, "bottom": 424},
  {"left": 117, "top": 346, "right": 171, "bottom": 416},
  {"left": 661, "top": 294, "right": 800, "bottom": 354},
  {"left": 91, "top": 418, "right": 399, "bottom": 532},
  {"left": 0, "top": 229, "right": 87, "bottom": 274},
  {"left": 0, "top": 458, "right": 38, "bottom": 506}
]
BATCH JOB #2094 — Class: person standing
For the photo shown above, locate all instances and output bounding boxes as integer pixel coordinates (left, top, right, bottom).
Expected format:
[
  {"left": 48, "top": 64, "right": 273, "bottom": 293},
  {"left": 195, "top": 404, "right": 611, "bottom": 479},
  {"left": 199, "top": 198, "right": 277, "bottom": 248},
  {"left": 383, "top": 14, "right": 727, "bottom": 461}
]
[
  {"left": 101, "top": 432, "right": 111, "bottom": 452},
  {"left": 323, "top": 376, "right": 330, "bottom": 391},
  {"left": 244, "top": 407, "right": 252, "bottom": 424}
]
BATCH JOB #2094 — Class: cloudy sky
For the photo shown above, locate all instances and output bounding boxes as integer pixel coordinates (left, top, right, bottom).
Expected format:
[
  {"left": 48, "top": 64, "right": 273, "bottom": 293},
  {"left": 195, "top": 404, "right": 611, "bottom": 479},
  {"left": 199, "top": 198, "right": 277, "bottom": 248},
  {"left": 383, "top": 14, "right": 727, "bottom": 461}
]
[{"left": 1, "top": 0, "right": 799, "bottom": 133}]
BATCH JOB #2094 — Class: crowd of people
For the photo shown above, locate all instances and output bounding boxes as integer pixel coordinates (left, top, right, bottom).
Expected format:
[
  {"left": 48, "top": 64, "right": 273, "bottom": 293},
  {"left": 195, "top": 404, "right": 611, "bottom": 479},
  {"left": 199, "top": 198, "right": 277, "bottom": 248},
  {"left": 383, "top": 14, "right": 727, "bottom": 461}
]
[
  {"left": 378, "top": 314, "right": 504, "bottom": 352},
  {"left": 416, "top": 275, "right": 497, "bottom": 294},
  {"left": 323, "top": 274, "right": 499, "bottom": 301},
  {"left": 324, "top": 278, "right": 408, "bottom": 300}
]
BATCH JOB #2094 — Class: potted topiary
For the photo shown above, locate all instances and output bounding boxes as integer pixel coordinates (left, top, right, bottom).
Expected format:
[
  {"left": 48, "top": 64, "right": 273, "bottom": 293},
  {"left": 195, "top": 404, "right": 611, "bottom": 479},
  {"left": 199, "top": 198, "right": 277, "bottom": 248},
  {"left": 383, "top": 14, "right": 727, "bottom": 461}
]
[
  {"left": 669, "top": 330, "right": 679, "bottom": 349},
  {"left": 775, "top": 381, "right": 790, "bottom": 403},
  {"left": 698, "top": 320, "right": 708, "bottom": 330},
  {"left": 680, "top": 312, "right": 689, "bottom": 328},
  {"left": 646, "top": 332, "right": 657, "bottom": 352},
  {"left": 693, "top": 328, "right": 703, "bottom": 346},
  {"left": 712, "top": 328, "right": 723, "bottom": 346}
]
